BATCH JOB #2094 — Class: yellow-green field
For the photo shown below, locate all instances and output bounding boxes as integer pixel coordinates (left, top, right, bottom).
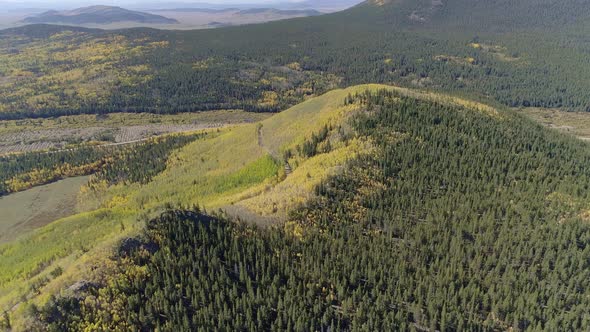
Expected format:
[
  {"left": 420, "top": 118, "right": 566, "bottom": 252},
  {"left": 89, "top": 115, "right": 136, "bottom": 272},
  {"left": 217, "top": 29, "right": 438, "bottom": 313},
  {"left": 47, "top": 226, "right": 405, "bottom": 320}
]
[{"left": 0, "top": 84, "right": 501, "bottom": 330}]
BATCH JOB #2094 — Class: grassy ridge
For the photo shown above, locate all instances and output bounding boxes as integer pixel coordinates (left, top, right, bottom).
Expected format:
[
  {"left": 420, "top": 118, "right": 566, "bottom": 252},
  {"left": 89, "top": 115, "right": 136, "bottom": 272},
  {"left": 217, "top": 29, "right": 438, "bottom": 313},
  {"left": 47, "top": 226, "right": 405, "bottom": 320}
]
[
  {"left": 31, "top": 86, "right": 590, "bottom": 331},
  {"left": 0, "top": 85, "right": 507, "bottom": 329},
  {"left": 127, "top": 85, "right": 388, "bottom": 211}
]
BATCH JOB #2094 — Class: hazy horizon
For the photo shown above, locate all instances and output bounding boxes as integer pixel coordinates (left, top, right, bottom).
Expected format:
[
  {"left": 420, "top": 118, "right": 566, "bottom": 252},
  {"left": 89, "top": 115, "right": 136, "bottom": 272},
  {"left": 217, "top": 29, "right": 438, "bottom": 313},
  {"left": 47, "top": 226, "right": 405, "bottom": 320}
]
[
  {"left": 0, "top": 0, "right": 362, "bottom": 11},
  {"left": 0, "top": 0, "right": 362, "bottom": 30}
]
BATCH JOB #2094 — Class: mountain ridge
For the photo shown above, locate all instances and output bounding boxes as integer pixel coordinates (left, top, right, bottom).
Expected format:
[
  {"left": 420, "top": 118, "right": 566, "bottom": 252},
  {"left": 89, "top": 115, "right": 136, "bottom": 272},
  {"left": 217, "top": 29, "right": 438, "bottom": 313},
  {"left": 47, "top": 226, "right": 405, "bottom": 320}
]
[{"left": 22, "top": 5, "right": 179, "bottom": 25}]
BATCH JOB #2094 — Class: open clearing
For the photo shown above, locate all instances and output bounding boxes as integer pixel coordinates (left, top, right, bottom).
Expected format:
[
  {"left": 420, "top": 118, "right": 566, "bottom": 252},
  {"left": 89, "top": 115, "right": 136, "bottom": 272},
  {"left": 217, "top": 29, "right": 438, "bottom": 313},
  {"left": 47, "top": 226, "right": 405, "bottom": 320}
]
[
  {"left": 0, "top": 176, "right": 89, "bottom": 243},
  {"left": 0, "top": 123, "right": 218, "bottom": 154},
  {"left": 520, "top": 108, "right": 590, "bottom": 140},
  {"left": 0, "top": 111, "right": 270, "bottom": 155}
]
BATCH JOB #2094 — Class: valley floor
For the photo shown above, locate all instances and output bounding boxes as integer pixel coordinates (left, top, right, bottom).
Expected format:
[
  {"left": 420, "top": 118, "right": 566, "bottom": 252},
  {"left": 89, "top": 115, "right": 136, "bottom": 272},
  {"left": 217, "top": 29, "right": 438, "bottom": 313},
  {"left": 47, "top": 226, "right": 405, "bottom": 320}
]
[
  {"left": 0, "top": 110, "right": 269, "bottom": 155},
  {"left": 520, "top": 107, "right": 590, "bottom": 141},
  {"left": 0, "top": 176, "right": 89, "bottom": 244}
]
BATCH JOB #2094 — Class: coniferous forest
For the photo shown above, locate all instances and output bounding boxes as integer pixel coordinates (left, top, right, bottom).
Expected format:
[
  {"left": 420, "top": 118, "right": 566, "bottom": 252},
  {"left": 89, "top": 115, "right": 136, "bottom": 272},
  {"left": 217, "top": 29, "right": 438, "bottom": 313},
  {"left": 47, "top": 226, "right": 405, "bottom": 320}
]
[
  {"left": 4, "top": 0, "right": 590, "bottom": 119},
  {"left": 37, "top": 91, "right": 590, "bottom": 331}
]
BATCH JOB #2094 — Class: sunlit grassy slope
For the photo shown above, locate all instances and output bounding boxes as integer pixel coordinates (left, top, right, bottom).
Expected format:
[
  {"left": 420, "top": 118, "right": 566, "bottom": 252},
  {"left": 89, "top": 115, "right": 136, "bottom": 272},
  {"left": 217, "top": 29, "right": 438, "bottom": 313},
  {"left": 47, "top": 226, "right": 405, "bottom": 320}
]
[
  {"left": 128, "top": 84, "right": 392, "bottom": 211},
  {"left": 0, "top": 84, "right": 503, "bottom": 329}
]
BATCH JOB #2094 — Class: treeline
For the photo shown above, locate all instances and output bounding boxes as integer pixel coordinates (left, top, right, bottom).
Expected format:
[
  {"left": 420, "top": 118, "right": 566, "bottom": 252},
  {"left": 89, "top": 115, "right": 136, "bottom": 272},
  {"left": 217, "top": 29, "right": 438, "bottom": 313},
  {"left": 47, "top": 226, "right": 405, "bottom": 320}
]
[
  {"left": 0, "top": 133, "right": 202, "bottom": 196},
  {"left": 90, "top": 134, "right": 202, "bottom": 186},
  {"left": 38, "top": 91, "right": 590, "bottom": 330},
  {"left": 0, "top": 147, "right": 109, "bottom": 195}
]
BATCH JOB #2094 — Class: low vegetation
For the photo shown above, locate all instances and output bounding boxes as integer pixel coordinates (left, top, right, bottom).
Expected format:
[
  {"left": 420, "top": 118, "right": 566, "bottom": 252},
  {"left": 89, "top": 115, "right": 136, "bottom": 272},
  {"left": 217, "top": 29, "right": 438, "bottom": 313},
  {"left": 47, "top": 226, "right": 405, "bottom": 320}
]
[
  {"left": 0, "top": 110, "right": 268, "bottom": 135},
  {"left": 0, "top": 110, "right": 268, "bottom": 155},
  {"left": 520, "top": 107, "right": 590, "bottom": 140}
]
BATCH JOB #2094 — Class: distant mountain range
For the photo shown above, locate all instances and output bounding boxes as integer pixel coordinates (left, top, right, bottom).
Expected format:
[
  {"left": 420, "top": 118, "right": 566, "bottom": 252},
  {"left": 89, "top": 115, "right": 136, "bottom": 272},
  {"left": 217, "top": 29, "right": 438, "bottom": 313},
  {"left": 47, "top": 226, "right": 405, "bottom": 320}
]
[
  {"left": 22, "top": 5, "right": 179, "bottom": 24},
  {"left": 1, "top": 1, "right": 364, "bottom": 12},
  {"left": 131, "top": 1, "right": 362, "bottom": 12},
  {"left": 287, "top": 0, "right": 363, "bottom": 11}
]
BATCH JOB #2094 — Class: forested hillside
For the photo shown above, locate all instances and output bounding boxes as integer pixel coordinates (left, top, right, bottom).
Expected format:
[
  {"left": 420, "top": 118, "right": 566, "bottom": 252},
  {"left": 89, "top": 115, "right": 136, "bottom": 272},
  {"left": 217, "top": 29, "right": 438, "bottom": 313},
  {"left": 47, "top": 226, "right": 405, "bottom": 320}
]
[
  {"left": 370, "top": 0, "right": 590, "bottom": 29},
  {"left": 31, "top": 90, "right": 590, "bottom": 331},
  {"left": 4, "top": 1, "right": 590, "bottom": 328},
  {"left": 3, "top": 0, "right": 590, "bottom": 119},
  {"left": 0, "top": 85, "right": 376, "bottom": 329}
]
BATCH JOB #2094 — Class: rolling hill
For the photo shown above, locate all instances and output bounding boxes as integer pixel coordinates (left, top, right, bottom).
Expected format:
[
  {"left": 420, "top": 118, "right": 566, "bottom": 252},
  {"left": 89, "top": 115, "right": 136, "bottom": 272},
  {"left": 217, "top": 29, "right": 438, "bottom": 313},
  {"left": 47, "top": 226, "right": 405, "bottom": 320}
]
[
  {"left": 22, "top": 6, "right": 179, "bottom": 25},
  {"left": 2, "top": 85, "right": 590, "bottom": 330},
  {"left": 0, "top": 85, "right": 384, "bottom": 328}
]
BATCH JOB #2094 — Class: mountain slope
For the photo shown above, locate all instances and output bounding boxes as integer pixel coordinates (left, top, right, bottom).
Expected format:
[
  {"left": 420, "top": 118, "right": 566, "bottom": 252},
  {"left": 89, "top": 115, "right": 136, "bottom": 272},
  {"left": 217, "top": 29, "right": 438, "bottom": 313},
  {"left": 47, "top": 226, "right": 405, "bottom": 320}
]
[
  {"left": 0, "top": 85, "right": 497, "bottom": 326},
  {"left": 8, "top": 85, "right": 590, "bottom": 330},
  {"left": 22, "top": 6, "right": 178, "bottom": 25},
  {"left": 363, "top": 0, "right": 590, "bottom": 29}
]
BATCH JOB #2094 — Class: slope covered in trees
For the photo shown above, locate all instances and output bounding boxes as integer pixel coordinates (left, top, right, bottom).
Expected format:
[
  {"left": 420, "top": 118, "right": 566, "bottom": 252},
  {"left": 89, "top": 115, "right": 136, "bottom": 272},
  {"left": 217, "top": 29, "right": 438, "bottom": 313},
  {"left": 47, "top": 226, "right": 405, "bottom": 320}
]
[
  {"left": 3, "top": 0, "right": 590, "bottom": 119},
  {"left": 368, "top": 0, "right": 590, "bottom": 30},
  {"left": 31, "top": 89, "right": 590, "bottom": 331}
]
